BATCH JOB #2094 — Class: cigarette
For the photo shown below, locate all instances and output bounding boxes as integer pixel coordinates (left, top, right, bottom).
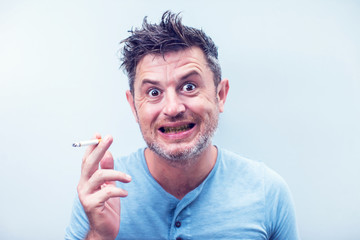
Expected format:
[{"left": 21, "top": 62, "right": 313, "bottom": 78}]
[{"left": 72, "top": 139, "right": 101, "bottom": 147}]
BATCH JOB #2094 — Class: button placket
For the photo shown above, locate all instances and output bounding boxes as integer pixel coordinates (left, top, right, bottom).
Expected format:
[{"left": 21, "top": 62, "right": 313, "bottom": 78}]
[{"left": 170, "top": 189, "right": 199, "bottom": 240}]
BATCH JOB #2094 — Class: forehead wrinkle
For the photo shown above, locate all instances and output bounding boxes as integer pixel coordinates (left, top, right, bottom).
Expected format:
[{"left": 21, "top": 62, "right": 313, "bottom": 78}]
[
  {"left": 135, "top": 47, "right": 209, "bottom": 89},
  {"left": 135, "top": 59, "right": 167, "bottom": 90}
]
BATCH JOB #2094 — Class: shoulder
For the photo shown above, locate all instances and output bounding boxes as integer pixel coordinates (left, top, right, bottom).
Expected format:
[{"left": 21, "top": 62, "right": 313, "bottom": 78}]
[
  {"left": 216, "top": 147, "right": 291, "bottom": 198},
  {"left": 113, "top": 148, "right": 145, "bottom": 172},
  {"left": 217, "top": 147, "right": 266, "bottom": 180},
  {"left": 217, "top": 148, "right": 299, "bottom": 239}
]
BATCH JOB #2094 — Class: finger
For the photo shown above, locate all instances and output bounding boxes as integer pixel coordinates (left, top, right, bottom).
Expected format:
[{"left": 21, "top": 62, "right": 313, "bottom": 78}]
[
  {"left": 87, "top": 135, "right": 113, "bottom": 166},
  {"left": 100, "top": 151, "right": 114, "bottom": 170},
  {"left": 87, "top": 169, "right": 131, "bottom": 193},
  {"left": 81, "top": 133, "right": 101, "bottom": 176},
  {"left": 82, "top": 135, "right": 113, "bottom": 179},
  {"left": 91, "top": 185, "right": 128, "bottom": 205},
  {"left": 81, "top": 185, "right": 128, "bottom": 211},
  {"left": 100, "top": 151, "right": 116, "bottom": 187},
  {"left": 83, "top": 133, "right": 102, "bottom": 160}
]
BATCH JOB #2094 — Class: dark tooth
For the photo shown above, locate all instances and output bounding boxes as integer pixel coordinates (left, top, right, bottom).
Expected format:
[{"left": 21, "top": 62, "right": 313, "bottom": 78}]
[{"left": 160, "top": 123, "right": 195, "bottom": 134}]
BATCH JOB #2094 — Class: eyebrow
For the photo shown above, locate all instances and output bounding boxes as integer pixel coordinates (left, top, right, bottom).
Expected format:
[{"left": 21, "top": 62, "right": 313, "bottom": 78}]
[
  {"left": 140, "top": 70, "right": 201, "bottom": 87},
  {"left": 141, "top": 79, "right": 160, "bottom": 86},
  {"left": 180, "top": 71, "right": 200, "bottom": 82}
]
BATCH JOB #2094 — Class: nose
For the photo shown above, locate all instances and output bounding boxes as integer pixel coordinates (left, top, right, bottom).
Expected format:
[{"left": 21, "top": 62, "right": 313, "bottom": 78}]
[{"left": 162, "top": 90, "right": 185, "bottom": 117}]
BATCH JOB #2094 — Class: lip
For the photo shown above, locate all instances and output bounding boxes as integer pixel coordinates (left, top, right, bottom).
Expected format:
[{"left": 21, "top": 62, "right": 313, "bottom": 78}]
[{"left": 157, "top": 122, "right": 196, "bottom": 140}]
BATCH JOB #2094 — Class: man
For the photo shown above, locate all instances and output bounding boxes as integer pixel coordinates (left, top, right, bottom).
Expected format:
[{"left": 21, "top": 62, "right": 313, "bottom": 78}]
[{"left": 66, "top": 11, "right": 300, "bottom": 240}]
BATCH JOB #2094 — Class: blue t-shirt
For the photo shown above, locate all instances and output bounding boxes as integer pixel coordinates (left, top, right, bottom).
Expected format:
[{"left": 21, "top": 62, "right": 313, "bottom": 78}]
[{"left": 65, "top": 147, "right": 300, "bottom": 239}]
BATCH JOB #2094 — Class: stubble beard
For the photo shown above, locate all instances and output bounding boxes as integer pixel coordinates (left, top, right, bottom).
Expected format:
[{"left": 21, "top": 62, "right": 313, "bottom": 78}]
[{"left": 141, "top": 112, "right": 219, "bottom": 167}]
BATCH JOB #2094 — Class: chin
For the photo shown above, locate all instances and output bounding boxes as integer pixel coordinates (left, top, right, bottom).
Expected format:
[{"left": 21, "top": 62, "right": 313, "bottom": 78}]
[{"left": 147, "top": 135, "right": 212, "bottom": 166}]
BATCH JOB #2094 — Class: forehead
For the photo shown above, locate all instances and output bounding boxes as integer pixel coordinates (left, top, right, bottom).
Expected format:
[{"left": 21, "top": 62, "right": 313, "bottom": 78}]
[{"left": 134, "top": 47, "right": 209, "bottom": 81}]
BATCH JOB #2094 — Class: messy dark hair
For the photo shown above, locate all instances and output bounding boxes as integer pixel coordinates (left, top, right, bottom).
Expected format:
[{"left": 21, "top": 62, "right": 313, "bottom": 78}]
[{"left": 120, "top": 11, "right": 222, "bottom": 95}]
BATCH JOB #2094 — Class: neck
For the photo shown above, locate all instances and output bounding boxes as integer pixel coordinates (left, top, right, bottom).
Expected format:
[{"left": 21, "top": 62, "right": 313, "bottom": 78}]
[{"left": 145, "top": 145, "right": 218, "bottom": 200}]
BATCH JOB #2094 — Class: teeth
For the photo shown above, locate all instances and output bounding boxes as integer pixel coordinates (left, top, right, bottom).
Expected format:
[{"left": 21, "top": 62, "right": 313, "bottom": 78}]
[{"left": 163, "top": 124, "right": 191, "bottom": 134}]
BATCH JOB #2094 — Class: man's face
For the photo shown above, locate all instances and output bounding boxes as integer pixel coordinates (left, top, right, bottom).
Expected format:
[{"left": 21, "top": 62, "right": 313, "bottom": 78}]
[{"left": 126, "top": 47, "right": 228, "bottom": 164}]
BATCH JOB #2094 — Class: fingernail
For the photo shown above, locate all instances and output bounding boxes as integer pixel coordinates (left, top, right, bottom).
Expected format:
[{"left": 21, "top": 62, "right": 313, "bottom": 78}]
[
  {"left": 126, "top": 174, "right": 132, "bottom": 181},
  {"left": 103, "top": 135, "right": 110, "bottom": 142}
]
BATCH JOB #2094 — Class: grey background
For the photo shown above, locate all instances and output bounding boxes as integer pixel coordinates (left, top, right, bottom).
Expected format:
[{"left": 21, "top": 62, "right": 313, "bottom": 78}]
[{"left": 0, "top": 0, "right": 359, "bottom": 239}]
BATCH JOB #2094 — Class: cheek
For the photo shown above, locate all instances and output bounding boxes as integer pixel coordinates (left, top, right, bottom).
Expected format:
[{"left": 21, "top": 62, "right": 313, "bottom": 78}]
[
  {"left": 184, "top": 95, "right": 218, "bottom": 116},
  {"left": 136, "top": 102, "right": 162, "bottom": 126}
]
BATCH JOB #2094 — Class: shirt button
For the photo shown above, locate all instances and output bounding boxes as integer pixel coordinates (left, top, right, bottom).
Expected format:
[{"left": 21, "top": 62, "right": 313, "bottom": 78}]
[{"left": 175, "top": 221, "right": 181, "bottom": 228}]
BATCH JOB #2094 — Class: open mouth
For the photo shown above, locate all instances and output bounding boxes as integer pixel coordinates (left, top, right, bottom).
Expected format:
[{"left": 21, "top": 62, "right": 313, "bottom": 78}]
[{"left": 159, "top": 123, "right": 195, "bottom": 134}]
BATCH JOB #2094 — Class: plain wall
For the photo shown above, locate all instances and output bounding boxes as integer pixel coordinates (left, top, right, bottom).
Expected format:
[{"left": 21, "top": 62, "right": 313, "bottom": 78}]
[{"left": 0, "top": 0, "right": 359, "bottom": 239}]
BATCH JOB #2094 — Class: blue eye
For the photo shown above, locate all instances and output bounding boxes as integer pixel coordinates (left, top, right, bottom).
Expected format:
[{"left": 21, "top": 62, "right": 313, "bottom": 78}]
[
  {"left": 182, "top": 83, "right": 196, "bottom": 92},
  {"left": 148, "top": 88, "right": 161, "bottom": 97}
]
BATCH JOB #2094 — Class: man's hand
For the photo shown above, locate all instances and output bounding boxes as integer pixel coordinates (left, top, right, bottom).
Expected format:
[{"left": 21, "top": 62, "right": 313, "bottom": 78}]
[{"left": 77, "top": 134, "right": 131, "bottom": 240}]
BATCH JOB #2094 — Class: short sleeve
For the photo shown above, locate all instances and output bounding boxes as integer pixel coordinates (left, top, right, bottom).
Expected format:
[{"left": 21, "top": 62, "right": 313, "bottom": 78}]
[
  {"left": 65, "top": 195, "right": 90, "bottom": 240},
  {"left": 264, "top": 167, "right": 300, "bottom": 240}
]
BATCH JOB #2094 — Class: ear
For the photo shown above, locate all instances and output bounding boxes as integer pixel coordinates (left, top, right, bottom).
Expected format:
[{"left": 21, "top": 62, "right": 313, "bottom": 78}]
[
  {"left": 126, "top": 90, "right": 139, "bottom": 123},
  {"left": 216, "top": 79, "right": 230, "bottom": 113}
]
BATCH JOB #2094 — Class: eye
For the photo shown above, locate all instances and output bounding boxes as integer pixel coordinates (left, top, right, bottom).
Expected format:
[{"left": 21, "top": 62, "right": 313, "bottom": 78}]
[
  {"left": 182, "top": 83, "right": 196, "bottom": 92},
  {"left": 147, "top": 88, "right": 161, "bottom": 97}
]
